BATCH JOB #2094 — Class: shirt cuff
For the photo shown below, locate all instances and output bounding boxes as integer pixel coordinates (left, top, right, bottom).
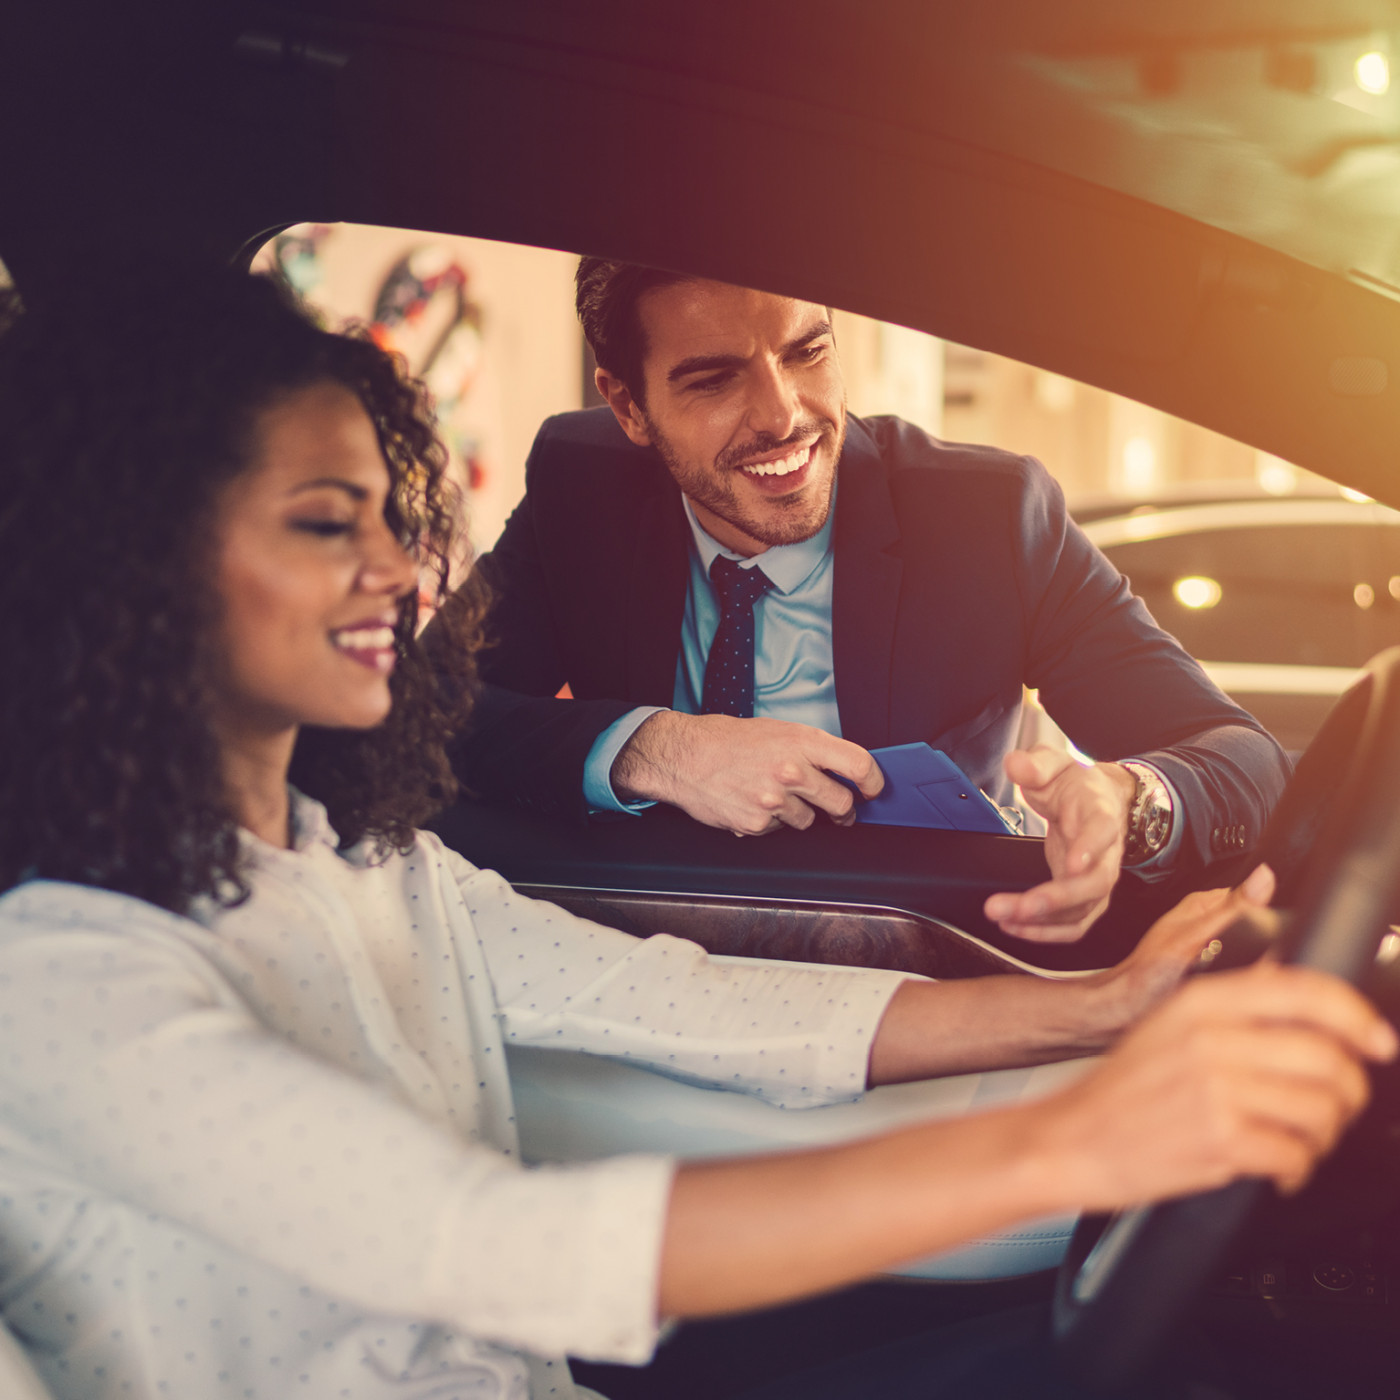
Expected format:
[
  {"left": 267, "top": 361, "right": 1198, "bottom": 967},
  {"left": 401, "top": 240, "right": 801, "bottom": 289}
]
[
  {"left": 1124, "top": 760, "right": 1184, "bottom": 881},
  {"left": 769, "top": 965, "right": 913, "bottom": 1108},
  {"left": 424, "top": 1152, "right": 676, "bottom": 1364},
  {"left": 584, "top": 708, "right": 667, "bottom": 814}
]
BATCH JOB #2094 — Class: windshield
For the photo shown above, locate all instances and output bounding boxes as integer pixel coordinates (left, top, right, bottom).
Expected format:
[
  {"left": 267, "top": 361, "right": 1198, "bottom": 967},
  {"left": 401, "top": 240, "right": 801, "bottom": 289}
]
[{"left": 963, "top": 20, "right": 1400, "bottom": 297}]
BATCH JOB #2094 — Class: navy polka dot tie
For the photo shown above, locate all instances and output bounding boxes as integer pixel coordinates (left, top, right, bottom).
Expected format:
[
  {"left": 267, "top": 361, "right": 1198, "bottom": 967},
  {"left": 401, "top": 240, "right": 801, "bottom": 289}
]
[{"left": 701, "top": 555, "right": 773, "bottom": 718}]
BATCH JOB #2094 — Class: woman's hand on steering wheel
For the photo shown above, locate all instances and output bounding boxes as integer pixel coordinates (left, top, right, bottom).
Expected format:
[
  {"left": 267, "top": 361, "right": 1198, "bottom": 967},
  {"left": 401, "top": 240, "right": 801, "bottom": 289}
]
[
  {"left": 1086, "top": 862, "right": 1278, "bottom": 1037},
  {"left": 1031, "top": 961, "right": 1396, "bottom": 1213}
]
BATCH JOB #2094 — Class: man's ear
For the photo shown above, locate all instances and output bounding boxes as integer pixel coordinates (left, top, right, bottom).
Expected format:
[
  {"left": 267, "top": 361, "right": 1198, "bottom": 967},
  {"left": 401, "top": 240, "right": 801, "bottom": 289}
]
[{"left": 595, "top": 368, "right": 653, "bottom": 447}]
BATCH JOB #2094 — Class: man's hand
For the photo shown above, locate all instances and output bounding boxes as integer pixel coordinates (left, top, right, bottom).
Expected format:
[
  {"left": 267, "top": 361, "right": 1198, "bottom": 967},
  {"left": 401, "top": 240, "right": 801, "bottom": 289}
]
[
  {"left": 610, "top": 711, "right": 883, "bottom": 835},
  {"left": 983, "top": 745, "right": 1136, "bottom": 942},
  {"left": 1030, "top": 963, "right": 1397, "bottom": 1209}
]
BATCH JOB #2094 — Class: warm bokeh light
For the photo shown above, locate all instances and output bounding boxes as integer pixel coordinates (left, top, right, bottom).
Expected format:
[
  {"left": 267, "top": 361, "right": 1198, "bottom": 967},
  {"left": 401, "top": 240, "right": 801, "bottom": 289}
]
[
  {"left": 1173, "top": 576, "right": 1223, "bottom": 610},
  {"left": 1121, "top": 435, "right": 1158, "bottom": 494},
  {"left": 1355, "top": 50, "right": 1391, "bottom": 95},
  {"left": 1355, "top": 582, "right": 1376, "bottom": 609},
  {"left": 1341, "top": 486, "right": 1375, "bottom": 503},
  {"left": 1255, "top": 455, "right": 1297, "bottom": 496}
]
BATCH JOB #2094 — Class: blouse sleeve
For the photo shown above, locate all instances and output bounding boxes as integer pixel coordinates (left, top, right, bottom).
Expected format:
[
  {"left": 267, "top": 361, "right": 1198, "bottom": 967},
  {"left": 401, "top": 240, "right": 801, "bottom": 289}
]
[
  {"left": 436, "top": 842, "right": 911, "bottom": 1109},
  {"left": 0, "top": 887, "right": 672, "bottom": 1364}
]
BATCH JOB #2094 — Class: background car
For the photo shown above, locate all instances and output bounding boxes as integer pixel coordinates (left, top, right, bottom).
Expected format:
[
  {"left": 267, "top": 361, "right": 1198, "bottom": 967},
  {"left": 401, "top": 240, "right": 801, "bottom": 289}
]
[{"left": 1076, "top": 489, "right": 1400, "bottom": 753}]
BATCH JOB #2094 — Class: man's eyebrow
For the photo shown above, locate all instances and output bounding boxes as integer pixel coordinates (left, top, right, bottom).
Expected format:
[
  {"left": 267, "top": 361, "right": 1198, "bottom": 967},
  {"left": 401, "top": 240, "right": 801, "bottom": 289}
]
[
  {"left": 666, "top": 352, "right": 746, "bottom": 384},
  {"left": 286, "top": 478, "right": 369, "bottom": 500},
  {"left": 788, "top": 320, "right": 834, "bottom": 351},
  {"left": 666, "top": 321, "right": 834, "bottom": 384}
]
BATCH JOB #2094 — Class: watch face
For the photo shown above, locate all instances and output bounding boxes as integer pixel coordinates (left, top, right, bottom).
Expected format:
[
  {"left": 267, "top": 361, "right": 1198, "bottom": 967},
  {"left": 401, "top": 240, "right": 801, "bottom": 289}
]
[
  {"left": 1141, "top": 802, "right": 1171, "bottom": 854},
  {"left": 1123, "top": 765, "right": 1173, "bottom": 864}
]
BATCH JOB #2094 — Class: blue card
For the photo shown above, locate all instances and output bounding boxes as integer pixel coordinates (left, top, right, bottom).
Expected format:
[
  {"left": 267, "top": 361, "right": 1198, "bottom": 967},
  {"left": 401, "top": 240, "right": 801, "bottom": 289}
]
[{"left": 853, "top": 743, "right": 1018, "bottom": 833}]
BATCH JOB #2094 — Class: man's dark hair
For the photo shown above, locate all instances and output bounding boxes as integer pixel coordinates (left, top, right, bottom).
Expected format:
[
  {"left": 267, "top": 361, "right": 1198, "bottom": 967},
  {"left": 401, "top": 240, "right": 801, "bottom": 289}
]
[
  {"left": 0, "top": 267, "right": 484, "bottom": 914},
  {"left": 575, "top": 256, "right": 691, "bottom": 407}
]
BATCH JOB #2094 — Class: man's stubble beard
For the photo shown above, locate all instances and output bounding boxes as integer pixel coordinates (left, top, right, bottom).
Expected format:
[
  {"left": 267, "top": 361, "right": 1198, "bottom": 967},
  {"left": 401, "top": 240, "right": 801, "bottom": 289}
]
[{"left": 645, "top": 412, "right": 846, "bottom": 550}]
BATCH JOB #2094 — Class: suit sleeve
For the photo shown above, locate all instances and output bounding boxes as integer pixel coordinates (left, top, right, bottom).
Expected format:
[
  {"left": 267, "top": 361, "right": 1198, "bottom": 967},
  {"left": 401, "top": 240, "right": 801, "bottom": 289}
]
[
  {"left": 449, "top": 682, "right": 636, "bottom": 823},
  {"left": 475, "top": 421, "right": 574, "bottom": 697},
  {"left": 442, "top": 420, "right": 632, "bottom": 823},
  {"left": 1009, "top": 462, "right": 1291, "bottom": 869}
]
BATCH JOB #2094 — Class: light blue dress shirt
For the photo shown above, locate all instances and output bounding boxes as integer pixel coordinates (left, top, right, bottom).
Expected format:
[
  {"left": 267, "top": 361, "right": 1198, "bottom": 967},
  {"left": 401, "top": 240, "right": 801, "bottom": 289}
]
[
  {"left": 674, "top": 495, "right": 841, "bottom": 729},
  {"left": 584, "top": 493, "right": 839, "bottom": 812}
]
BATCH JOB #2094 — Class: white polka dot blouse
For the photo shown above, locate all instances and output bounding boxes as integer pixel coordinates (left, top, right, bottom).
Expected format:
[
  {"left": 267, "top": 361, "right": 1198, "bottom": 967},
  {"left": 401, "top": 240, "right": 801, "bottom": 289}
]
[{"left": 0, "top": 792, "right": 907, "bottom": 1399}]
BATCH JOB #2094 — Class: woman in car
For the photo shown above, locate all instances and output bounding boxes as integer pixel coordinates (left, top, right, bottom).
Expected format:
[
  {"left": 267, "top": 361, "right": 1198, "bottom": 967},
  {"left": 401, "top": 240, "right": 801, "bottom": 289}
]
[{"left": 0, "top": 269, "right": 1387, "bottom": 1400}]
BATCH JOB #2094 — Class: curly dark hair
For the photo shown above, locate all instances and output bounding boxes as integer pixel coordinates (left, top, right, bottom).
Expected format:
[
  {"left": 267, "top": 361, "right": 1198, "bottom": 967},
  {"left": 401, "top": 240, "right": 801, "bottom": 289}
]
[
  {"left": 0, "top": 267, "right": 484, "bottom": 914},
  {"left": 575, "top": 256, "right": 690, "bottom": 408}
]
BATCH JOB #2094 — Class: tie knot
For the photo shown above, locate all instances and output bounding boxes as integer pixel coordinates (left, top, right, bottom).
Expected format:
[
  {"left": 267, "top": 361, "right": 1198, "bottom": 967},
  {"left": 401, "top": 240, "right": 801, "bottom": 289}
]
[{"left": 709, "top": 554, "right": 772, "bottom": 613}]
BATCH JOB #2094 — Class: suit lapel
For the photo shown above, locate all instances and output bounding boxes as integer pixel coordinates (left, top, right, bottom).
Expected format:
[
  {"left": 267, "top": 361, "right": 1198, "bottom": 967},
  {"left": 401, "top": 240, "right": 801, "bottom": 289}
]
[
  {"left": 626, "top": 470, "right": 691, "bottom": 705},
  {"left": 832, "top": 419, "right": 903, "bottom": 749}
]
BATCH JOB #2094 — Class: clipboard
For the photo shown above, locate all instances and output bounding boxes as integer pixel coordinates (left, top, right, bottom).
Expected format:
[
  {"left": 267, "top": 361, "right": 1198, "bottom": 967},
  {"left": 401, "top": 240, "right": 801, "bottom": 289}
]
[{"left": 852, "top": 742, "right": 1021, "bottom": 834}]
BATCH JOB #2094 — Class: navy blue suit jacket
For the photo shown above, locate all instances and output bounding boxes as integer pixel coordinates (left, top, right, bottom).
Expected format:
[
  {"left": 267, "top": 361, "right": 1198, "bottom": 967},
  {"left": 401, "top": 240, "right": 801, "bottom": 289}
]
[{"left": 460, "top": 408, "right": 1289, "bottom": 867}]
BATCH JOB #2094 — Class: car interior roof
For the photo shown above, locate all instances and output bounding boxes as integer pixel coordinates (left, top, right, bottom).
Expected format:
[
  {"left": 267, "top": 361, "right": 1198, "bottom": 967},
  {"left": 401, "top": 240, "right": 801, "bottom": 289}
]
[{"left": 5, "top": 1, "right": 1400, "bottom": 503}]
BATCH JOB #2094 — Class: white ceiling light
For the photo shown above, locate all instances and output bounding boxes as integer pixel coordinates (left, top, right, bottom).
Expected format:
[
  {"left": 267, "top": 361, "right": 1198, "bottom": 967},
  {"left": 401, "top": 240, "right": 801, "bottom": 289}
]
[
  {"left": 1355, "top": 50, "right": 1390, "bottom": 95},
  {"left": 1173, "top": 576, "right": 1222, "bottom": 610}
]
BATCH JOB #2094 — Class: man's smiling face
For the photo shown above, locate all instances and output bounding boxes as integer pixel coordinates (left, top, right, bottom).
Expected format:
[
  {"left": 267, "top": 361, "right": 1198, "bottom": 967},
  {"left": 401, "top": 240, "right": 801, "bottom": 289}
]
[{"left": 599, "top": 280, "right": 846, "bottom": 557}]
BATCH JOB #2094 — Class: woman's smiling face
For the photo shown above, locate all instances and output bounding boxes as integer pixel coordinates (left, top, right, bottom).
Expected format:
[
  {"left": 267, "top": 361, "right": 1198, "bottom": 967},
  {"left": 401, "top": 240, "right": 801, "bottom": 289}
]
[{"left": 212, "top": 381, "right": 419, "bottom": 746}]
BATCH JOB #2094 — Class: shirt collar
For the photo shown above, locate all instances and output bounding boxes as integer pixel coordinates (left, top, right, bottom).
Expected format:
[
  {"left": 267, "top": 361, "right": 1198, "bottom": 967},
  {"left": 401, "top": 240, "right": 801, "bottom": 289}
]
[
  {"left": 240, "top": 788, "right": 342, "bottom": 857},
  {"left": 680, "top": 480, "right": 836, "bottom": 596},
  {"left": 290, "top": 789, "right": 341, "bottom": 852}
]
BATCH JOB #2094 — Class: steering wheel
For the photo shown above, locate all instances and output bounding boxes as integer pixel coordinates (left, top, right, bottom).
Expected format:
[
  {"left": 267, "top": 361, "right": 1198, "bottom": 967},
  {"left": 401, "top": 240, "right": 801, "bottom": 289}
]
[{"left": 1051, "top": 646, "right": 1400, "bottom": 1393}]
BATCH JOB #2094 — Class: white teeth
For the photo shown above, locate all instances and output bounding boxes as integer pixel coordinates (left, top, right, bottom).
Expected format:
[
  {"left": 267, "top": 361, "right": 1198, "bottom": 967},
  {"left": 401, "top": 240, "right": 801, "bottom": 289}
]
[
  {"left": 742, "top": 446, "right": 810, "bottom": 478},
  {"left": 332, "top": 626, "right": 395, "bottom": 651}
]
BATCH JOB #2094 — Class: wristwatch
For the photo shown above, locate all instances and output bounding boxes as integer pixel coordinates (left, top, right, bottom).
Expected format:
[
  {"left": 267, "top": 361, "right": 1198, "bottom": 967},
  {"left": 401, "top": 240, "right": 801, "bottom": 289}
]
[{"left": 1120, "top": 761, "right": 1174, "bottom": 867}]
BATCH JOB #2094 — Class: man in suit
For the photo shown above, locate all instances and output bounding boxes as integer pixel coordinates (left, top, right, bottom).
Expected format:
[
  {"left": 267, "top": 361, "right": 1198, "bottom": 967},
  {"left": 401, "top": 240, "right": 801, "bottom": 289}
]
[{"left": 459, "top": 262, "right": 1289, "bottom": 944}]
